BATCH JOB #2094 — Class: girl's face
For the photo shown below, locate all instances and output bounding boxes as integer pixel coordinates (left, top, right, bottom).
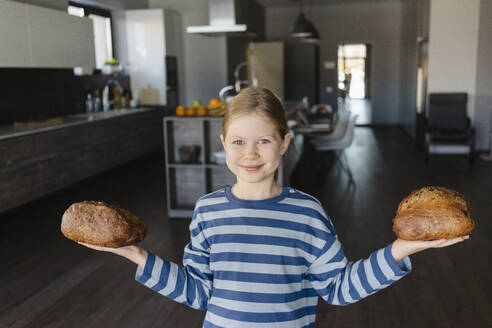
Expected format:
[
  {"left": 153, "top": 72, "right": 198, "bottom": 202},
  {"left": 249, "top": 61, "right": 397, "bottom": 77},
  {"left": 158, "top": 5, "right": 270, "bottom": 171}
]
[{"left": 220, "top": 112, "right": 291, "bottom": 186}]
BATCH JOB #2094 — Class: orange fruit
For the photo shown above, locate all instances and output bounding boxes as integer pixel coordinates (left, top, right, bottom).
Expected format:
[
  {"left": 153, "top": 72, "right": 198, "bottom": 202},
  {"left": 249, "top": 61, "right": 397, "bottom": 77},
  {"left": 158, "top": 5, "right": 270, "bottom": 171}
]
[
  {"left": 197, "top": 105, "right": 207, "bottom": 116},
  {"left": 209, "top": 98, "right": 220, "bottom": 106},
  {"left": 176, "top": 105, "right": 185, "bottom": 116},
  {"left": 186, "top": 107, "right": 196, "bottom": 117}
]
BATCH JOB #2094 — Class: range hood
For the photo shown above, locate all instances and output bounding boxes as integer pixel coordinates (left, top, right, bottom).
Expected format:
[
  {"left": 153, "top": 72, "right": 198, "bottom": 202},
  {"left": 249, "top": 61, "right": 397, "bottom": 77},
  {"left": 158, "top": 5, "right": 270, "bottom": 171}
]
[{"left": 187, "top": 0, "right": 263, "bottom": 37}]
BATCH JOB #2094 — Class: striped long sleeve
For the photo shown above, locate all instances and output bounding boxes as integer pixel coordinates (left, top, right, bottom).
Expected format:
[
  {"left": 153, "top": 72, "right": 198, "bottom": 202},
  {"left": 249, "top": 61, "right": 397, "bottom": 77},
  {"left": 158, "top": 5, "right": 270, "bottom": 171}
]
[
  {"left": 135, "top": 210, "right": 213, "bottom": 309},
  {"left": 307, "top": 237, "right": 411, "bottom": 305},
  {"left": 135, "top": 187, "right": 412, "bottom": 327}
]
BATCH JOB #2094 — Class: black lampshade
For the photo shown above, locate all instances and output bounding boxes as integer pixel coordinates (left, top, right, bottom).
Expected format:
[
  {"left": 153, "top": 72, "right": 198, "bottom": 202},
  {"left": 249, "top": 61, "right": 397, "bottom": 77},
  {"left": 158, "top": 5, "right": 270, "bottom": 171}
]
[
  {"left": 302, "top": 21, "right": 320, "bottom": 43},
  {"left": 291, "top": 12, "right": 313, "bottom": 38}
]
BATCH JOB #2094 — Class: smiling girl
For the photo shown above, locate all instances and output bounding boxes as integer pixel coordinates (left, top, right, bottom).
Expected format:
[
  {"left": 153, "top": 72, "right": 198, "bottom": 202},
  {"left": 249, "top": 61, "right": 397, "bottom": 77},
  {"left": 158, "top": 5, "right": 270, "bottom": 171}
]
[{"left": 80, "top": 87, "right": 468, "bottom": 327}]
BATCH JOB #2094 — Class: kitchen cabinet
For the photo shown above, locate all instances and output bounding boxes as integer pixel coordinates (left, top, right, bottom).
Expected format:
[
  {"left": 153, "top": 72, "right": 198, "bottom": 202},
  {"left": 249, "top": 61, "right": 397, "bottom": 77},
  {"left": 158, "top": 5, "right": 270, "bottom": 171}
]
[
  {"left": 28, "top": 4, "right": 95, "bottom": 68},
  {"left": 0, "top": 0, "right": 95, "bottom": 68},
  {"left": 164, "top": 116, "right": 285, "bottom": 218},
  {"left": 0, "top": 108, "right": 164, "bottom": 214},
  {"left": 0, "top": 1, "right": 31, "bottom": 67}
]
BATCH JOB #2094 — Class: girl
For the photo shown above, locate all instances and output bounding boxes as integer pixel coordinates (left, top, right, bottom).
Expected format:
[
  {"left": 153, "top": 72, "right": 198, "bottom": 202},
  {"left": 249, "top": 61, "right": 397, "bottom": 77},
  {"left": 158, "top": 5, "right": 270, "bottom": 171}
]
[{"left": 80, "top": 87, "right": 468, "bottom": 327}]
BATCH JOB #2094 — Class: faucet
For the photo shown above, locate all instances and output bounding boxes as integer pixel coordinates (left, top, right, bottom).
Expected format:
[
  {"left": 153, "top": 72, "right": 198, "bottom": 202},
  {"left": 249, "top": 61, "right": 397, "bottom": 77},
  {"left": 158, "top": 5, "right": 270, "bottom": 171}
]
[
  {"left": 234, "top": 61, "right": 258, "bottom": 93},
  {"left": 219, "top": 61, "right": 259, "bottom": 102},
  {"left": 219, "top": 85, "right": 235, "bottom": 102}
]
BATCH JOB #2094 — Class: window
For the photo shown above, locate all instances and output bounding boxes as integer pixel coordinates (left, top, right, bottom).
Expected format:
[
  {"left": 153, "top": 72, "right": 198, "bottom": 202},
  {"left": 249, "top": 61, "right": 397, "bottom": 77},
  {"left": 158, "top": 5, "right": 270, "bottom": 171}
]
[
  {"left": 68, "top": 2, "right": 114, "bottom": 69},
  {"left": 338, "top": 44, "right": 370, "bottom": 99}
]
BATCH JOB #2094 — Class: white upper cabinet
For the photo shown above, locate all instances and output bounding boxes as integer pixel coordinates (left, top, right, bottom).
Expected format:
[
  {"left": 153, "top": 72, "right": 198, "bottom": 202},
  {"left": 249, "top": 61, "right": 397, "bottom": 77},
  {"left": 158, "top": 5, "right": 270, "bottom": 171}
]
[
  {"left": 0, "top": 1, "right": 31, "bottom": 67},
  {"left": 0, "top": 0, "right": 95, "bottom": 68},
  {"left": 27, "top": 4, "right": 95, "bottom": 68}
]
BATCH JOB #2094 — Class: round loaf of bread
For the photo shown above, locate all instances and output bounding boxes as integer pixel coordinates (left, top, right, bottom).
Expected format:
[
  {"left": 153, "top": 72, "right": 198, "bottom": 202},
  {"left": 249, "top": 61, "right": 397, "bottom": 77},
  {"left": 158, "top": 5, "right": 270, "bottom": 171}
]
[
  {"left": 61, "top": 201, "right": 146, "bottom": 247},
  {"left": 393, "top": 186, "right": 475, "bottom": 240}
]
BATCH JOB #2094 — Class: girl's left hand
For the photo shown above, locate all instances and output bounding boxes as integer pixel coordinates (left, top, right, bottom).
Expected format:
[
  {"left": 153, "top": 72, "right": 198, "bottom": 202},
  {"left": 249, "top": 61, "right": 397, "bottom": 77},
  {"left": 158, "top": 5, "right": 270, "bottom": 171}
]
[
  {"left": 391, "top": 236, "right": 469, "bottom": 262},
  {"left": 78, "top": 242, "right": 148, "bottom": 267}
]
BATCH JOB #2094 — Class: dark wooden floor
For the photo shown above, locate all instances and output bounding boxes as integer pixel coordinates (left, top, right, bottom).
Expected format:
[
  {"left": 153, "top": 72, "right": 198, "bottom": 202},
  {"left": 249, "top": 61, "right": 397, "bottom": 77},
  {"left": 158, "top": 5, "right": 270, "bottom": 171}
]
[{"left": 1, "top": 127, "right": 491, "bottom": 328}]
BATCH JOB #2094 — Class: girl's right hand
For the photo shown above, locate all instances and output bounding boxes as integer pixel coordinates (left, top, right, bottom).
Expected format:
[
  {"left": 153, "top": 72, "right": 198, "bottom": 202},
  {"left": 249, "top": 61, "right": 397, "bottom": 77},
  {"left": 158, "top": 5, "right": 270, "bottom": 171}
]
[
  {"left": 78, "top": 241, "right": 132, "bottom": 254},
  {"left": 78, "top": 242, "right": 148, "bottom": 268}
]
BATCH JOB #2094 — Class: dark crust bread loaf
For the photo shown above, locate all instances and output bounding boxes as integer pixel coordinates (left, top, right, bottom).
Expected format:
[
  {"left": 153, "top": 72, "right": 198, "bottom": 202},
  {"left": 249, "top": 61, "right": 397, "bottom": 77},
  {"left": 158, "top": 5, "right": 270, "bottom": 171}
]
[
  {"left": 393, "top": 186, "right": 475, "bottom": 240},
  {"left": 61, "top": 201, "right": 146, "bottom": 247}
]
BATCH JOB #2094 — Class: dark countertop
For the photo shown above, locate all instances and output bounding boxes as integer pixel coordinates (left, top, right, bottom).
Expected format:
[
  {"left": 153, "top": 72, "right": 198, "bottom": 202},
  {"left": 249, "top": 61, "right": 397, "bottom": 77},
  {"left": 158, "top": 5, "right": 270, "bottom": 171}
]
[{"left": 0, "top": 107, "right": 164, "bottom": 141}]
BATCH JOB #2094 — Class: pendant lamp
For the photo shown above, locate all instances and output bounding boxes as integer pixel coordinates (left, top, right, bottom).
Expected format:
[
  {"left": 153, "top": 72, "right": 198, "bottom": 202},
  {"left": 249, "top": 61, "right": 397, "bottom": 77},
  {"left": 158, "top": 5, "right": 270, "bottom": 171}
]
[
  {"left": 290, "top": 1, "right": 313, "bottom": 38},
  {"left": 302, "top": 21, "right": 320, "bottom": 43},
  {"left": 301, "top": 0, "right": 320, "bottom": 43}
]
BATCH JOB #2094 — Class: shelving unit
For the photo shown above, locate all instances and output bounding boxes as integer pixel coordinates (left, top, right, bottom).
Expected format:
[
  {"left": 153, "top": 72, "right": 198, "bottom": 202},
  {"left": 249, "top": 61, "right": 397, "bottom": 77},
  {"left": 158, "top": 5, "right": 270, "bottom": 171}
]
[{"left": 163, "top": 117, "right": 236, "bottom": 218}]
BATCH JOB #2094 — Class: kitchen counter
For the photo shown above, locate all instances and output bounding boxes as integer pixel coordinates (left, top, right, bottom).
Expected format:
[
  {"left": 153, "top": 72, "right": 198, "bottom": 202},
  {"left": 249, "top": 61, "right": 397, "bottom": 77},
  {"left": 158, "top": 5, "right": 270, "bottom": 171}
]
[
  {"left": 1, "top": 107, "right": 166, "bottom": 214},
  {"left": 0, "top": 108, "right": 159, "bottom": 140}
]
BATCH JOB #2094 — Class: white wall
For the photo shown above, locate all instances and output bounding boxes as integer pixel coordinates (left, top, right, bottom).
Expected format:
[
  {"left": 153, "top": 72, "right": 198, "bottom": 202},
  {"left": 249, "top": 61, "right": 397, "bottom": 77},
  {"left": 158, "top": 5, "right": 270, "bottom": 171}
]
[
  {"left": 149, "top": 0, "right": 228, "bottom": 107},
  {"left": 473, "top": 0, "right": 492, "bottom": 151},
  {"left": 181, "top": 11, "right": 227, "bottom": 107},
  {"left": 427, "top": 0, "right": 480, "bottom": 120},
  {"left": 399, "top": 0, "right": 418, "bottom": 137}
]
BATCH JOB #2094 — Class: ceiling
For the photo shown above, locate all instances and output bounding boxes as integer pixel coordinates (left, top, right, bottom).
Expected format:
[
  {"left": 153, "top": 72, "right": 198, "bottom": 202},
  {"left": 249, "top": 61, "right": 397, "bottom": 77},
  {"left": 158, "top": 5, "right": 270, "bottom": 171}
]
[
  {"left": 79, "top": 0, "right": 402, "bottom": 14},
  {"left": 256, "top": 0, "right": 402, "bottom": 7}
]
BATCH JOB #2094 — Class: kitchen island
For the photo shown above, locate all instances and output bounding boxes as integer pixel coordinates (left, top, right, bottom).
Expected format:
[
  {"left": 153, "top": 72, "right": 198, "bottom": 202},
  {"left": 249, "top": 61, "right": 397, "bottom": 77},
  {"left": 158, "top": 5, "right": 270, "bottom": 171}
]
[{"left": 0, "top": 108, "right": 166, "bottom": 214}]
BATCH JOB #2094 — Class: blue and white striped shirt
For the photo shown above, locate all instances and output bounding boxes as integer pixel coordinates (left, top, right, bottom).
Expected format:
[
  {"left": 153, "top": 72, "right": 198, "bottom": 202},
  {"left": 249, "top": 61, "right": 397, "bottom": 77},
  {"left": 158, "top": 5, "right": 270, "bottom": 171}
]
[{"left": 136, "top": 186, "right": 411, "bottom": 327}]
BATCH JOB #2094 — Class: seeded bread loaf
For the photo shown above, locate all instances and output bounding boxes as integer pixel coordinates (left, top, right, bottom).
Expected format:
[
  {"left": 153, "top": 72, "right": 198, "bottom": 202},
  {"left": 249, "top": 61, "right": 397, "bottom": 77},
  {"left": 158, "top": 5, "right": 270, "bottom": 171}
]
[
  {"left": 61, "top": 201, "right": 146, "bottom": 247},
  {"left": 393, "top": 186, "right": 474, "bottom": 240}
]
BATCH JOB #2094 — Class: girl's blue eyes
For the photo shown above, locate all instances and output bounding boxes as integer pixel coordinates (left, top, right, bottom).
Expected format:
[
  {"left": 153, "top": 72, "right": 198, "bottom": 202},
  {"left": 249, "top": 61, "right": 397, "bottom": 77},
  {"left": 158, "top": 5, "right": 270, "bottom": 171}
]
[{"left": 232, "top": 139, "right": 270, "bottom": 145}]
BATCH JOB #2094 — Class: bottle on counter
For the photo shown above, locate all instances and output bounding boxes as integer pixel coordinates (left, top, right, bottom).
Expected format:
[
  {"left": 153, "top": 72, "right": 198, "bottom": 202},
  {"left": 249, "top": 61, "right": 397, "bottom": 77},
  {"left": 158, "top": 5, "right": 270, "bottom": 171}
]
[
  {"left": 113, "top": 85, "right": 122, "bottom": 109},
  {"left": 85, "top": 93, "right": 93, "bottom": 113},
  {"left": 102, "top": 85, "right": 110, "bottom": 112},
  {"left": 93, "top": 89, "right": 102, "bottom": 113},
  {"left": 121, "top": 89, "right": 127, "bottom": 108},
  {"left": 126, "top": 90, "right": 134, "bottom": 108}
]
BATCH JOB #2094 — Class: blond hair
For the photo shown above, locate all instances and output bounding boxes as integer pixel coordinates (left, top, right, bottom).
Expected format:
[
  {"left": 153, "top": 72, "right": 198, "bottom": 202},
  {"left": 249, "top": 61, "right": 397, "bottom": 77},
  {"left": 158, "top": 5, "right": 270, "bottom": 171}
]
[
  {"left": 222, "top": 87, "right": 288, "bottom": 139},
  {"left": 222, "top": 87, "right": 288, "bottom": 182}
]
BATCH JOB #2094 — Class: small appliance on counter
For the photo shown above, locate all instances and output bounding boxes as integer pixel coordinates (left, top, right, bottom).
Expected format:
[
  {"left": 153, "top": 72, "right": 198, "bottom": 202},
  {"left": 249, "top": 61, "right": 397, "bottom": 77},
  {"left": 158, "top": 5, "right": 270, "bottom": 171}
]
[{"left": 139, "top": 85, "right": 159, "bottom": 106}]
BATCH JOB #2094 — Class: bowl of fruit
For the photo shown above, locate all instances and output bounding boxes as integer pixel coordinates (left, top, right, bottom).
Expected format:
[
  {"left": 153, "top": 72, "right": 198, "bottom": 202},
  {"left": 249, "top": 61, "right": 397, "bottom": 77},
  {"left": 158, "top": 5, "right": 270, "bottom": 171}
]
[{"left": 206, "top": 98, "right": 227, "bottom": 117}]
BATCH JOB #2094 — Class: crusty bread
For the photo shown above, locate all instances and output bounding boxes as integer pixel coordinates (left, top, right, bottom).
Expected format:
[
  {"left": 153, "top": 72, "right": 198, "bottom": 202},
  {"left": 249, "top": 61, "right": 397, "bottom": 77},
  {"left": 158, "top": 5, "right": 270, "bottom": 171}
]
[
  {"left": 61, "top": 201, "right": 146, "bottom": 247},
  {"left": 393, "top": 186, "right": 474, "bottom": 240}
]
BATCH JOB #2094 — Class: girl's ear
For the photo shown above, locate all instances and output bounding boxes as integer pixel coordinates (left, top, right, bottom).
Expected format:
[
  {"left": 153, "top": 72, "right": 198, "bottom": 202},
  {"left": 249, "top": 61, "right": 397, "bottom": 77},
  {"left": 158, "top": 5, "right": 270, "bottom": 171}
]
[
  {"left": 220, "top": 134, "right": 226, "bottom": 150},
  {"left": 280, "top": 132, "right": 292, "bottom": 155}
]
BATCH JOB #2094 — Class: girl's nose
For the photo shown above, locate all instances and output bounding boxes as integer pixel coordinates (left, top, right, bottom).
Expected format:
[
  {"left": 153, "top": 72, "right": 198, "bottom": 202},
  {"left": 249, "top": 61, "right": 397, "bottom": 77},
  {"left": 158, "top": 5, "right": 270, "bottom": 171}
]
[{"left": 244, "top": 144, "right": 259, "bottom": 157}]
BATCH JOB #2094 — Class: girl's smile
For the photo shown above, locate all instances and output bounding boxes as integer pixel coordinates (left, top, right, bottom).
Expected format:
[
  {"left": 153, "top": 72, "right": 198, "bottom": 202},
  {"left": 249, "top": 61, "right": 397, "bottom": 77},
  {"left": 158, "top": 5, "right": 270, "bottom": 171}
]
[{"left": 240, "top": 164, "right": 264, "bottom": 171}]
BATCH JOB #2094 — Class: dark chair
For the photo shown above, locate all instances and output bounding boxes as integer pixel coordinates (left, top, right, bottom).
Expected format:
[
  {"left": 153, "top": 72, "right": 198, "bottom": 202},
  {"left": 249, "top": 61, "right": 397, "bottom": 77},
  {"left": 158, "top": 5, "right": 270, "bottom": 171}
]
[{"left": 424, "top": 93, "right": 475, "bottom": 163}]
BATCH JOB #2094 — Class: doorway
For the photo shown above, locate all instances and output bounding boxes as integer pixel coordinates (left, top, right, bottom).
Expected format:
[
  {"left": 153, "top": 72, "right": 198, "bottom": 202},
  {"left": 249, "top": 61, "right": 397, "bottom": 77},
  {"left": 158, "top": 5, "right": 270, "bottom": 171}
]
[{"left": 337, "top": 43, "right": 371, "bottom": 125}]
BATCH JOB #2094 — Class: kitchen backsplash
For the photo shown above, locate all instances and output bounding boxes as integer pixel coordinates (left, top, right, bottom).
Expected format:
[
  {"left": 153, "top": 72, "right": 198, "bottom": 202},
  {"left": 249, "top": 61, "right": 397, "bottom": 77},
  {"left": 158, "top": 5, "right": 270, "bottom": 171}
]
[{"left": 0, "top": 68, "right": 130, "bottom": 126}]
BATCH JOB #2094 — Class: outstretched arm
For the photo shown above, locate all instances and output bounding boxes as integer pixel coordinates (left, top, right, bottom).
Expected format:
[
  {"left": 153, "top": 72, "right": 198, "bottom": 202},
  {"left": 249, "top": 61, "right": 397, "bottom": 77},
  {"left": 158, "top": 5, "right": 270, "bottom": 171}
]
[
  {"left": 78, "top": 213, "right": 213, "bottom": 310},
  {"left": 308, "top": 235, "right": 468, "bottom": 306}
]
